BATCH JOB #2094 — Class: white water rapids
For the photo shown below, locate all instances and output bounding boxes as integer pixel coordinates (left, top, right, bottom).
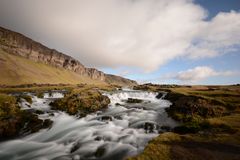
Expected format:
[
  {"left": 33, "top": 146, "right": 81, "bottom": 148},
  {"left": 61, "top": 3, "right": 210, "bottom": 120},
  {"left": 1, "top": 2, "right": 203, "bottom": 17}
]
[{"left": 0, "top": 90, "right": 177, "bottom": 160}]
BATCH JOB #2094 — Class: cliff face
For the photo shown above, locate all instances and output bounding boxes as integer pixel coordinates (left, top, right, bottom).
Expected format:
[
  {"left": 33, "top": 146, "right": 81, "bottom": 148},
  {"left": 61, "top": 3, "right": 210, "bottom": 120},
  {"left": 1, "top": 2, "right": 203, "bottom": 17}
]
[{"left": 0, "top": 26, "right": 136, "bottom": 86}]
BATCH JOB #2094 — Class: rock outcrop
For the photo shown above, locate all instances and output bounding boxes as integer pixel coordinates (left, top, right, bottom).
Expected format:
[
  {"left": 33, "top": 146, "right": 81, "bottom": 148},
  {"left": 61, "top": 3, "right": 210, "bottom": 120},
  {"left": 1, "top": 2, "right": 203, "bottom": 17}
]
[
  {"left": 164, "top": 92, "right": 226, "bottom": 121},
  {"left": 0, "top": 26, "right": 137, "bottom": 86},
  {"left": 0, "top": 93, "right": 52, "bottom": 139},
  {"left": 50, "top": 89, "right": 110, "bottom": 116}
]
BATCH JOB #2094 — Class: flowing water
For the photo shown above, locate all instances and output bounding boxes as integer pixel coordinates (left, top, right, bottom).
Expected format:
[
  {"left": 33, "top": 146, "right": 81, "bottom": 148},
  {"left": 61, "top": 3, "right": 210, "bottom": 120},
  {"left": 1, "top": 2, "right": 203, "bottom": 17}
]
[{"left": 0, "top": 89, "right": 177, "bottom": 160}]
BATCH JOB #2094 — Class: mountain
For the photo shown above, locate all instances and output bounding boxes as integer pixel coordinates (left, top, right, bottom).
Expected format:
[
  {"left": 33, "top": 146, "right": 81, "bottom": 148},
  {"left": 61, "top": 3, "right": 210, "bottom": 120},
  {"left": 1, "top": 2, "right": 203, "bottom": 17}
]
[{"left": 0, "top": 26, "right": 137, "bottom": 86}]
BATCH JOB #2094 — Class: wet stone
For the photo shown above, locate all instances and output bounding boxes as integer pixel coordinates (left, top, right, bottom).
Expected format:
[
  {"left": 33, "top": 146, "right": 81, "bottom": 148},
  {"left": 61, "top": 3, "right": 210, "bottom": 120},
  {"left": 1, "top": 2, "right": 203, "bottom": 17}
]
[
  {"left": 156, "top": 92, "right": 164, "bottom": 99},
  {"left": 143, "top": 122, "right": 159, "bottom": 133},
  {"left": 94, "top": 136, "right": 103, "bottom": 141},
  {"left": 35, "top": 110, "right": 44, "bottom": 114},
  {"left": 126, "top": 98, "right": 143, "bottom": 103},
  {"left": 71, "top": 142, "right": 81, "bottom": 153},
  {"left": 114, "top": 115, "right": 123, "bottom": 120},
  {"left": 42, "top": 119, "right": 53, "bottom": 129},
  {"left": 161, "top": 125, "right": 172, "bottom": 132},
  {"left": 95, "top": 146, "right": 106, "bottom": 158},
  {"left": 99, "top": 115, "right": 113, "bottom": 121}
]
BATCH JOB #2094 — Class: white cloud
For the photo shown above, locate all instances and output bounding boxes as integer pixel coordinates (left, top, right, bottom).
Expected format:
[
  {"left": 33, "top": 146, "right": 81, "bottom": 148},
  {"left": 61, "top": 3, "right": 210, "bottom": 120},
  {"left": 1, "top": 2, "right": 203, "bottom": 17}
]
[
  {"left": 187, "top": 11, "right": 240, "bottom": 59},
  {"left": 175, "top": 66, "right": 217, "bottom": 81},
  {"left": 165, "top": 66, "right": 239, "bottom": 83},
  {"left": 0, "top": 0, "right": 239, "bottom": 72}
]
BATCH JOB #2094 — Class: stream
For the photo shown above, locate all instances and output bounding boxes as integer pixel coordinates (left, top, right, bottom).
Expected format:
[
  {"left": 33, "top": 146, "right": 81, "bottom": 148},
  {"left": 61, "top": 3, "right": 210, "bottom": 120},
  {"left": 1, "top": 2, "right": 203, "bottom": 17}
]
[{"left": 0, "top": 89, "right": 177, "bottom": 160}]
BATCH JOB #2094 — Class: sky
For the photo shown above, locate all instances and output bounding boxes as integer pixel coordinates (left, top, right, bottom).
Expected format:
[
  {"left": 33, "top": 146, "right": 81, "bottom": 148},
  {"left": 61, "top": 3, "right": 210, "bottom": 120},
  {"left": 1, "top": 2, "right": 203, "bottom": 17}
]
[{"left": 0, "top": 0, "right": 239, "bottom": 84}]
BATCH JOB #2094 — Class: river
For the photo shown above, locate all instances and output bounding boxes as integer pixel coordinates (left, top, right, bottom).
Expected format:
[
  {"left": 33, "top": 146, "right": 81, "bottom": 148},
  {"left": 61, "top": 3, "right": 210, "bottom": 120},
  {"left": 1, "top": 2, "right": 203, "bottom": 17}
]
[{"left": 0, "top": 89, "right": 177, "bottom": 160}]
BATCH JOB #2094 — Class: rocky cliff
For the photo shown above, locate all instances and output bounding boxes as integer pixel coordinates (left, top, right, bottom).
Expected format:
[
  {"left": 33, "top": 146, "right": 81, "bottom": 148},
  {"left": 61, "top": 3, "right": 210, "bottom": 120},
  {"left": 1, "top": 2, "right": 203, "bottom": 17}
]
[{"left": 0, "top": 26, "right": 136, "bottom": 86}]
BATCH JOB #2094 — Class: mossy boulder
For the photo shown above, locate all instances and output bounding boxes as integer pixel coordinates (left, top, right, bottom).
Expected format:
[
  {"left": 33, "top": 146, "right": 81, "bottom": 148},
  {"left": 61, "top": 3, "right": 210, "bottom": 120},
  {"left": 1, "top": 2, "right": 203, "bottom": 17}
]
[
  {"left": 164, "top": 92, "right": 237, "bottom": 135},
  {"left": 0, "top": 93, "right": 52, "bottom": 139},
  {"left": 17, "top": 95, "right": 32, "bottom": 104},
  {"left": 36, "top": 92, "right": 44, "bottom": 98},
  {"left": 165, "top": 92, "right": 226, "bottom": 121},
  {"left": 126, "top": 98, "right": 143, "bottom": 103},
  {"left": 50, "top": 89, "right": 110, "bottom": 116}
]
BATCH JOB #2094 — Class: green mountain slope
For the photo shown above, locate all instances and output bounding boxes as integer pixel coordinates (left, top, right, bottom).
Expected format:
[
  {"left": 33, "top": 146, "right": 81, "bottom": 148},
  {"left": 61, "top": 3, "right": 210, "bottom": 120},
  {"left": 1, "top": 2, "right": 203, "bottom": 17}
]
[
  {"left": 0, "top": 49, "right": 105, "bottom": 85},
  {"left": 0, "top": 26, "right": 137, "bottom": 86}
]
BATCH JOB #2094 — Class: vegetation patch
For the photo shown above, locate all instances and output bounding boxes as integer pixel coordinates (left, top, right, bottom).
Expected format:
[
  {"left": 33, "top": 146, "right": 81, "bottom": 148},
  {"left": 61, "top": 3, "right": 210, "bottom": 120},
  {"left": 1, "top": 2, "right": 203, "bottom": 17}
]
[
  {"left": 36, "top": 92, "right": 44, "bottom": 98},
  {"left": 130, "top": 84, "right": 240, "bottom": 159},
  {"left": 17, "top": 94, "right": 32, "bottom": 104},
  {"left": 128, "top": 132, "right": 181, "bottom": 160},
  {"left": 50, "top": 89, "right": 110, "bottom": 116},
  {"left": 0, "top": 93, "right": 52, "bottom": 140},
  {"left": 129, "top": 131, "right": 240, "bottom": 160},
  {"left": 165, "top": 92, "right": 226, "bottom": 120},
  {"left": 126, "top": 98, "right": 143, "bottom": 103}
]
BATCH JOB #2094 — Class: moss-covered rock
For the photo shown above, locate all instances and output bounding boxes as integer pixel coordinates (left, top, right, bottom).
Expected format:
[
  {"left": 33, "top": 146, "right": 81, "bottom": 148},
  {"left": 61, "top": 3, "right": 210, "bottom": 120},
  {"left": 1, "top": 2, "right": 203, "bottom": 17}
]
[
  {"left": 126, "top": 98, "right": 143, "bottom": 103},
  {"left": 165, "top": 92, "right": 226, "bottom": 121},
  {"left": 35, "top": 110, "right": 44, "bottom": 114},
  {"left": 36, "top": 92, "right": 44, "bottom": 98},
  {"left": 50, "top": 89, "right": 110, "bottom": 116},
  {"left": 0, "top": 93, "right": 52, "bottom": 140},
  {"left": 17, "top": 95, "right": 32, "bottom": 104}
]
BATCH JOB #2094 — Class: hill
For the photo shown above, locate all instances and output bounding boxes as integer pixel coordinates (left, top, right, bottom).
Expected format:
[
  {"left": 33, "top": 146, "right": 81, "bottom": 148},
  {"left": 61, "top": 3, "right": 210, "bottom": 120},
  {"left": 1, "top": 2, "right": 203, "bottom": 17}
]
[{"left": 0, "top": 26, "right": 136, "bottom": 86}]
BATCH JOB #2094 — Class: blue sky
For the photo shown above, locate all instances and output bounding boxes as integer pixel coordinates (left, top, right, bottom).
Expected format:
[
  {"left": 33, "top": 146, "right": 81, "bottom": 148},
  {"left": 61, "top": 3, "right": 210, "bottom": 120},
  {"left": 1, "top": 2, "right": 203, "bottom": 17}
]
[
  {"left": 101, "top": 0, "right": 240, "bottom": 84},
  {"left": 0, "top": 0, "right": 240, "bottom": 85},
  {"left": 196, "top": 0, "right": 240, "bottom": 19}
]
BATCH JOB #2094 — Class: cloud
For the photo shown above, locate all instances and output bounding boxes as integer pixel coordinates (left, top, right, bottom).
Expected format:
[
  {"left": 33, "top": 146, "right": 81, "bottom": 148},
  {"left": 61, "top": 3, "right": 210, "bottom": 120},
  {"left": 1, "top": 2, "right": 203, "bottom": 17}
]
[
  {"left": 163, "top": 66, "right": 239, "bottom": 83},
  {"left": 187, "top": 11, "right": 240, "bottom": 59},
  {"left": 0, "top": 0, "right": 239, "bottom": 72}
]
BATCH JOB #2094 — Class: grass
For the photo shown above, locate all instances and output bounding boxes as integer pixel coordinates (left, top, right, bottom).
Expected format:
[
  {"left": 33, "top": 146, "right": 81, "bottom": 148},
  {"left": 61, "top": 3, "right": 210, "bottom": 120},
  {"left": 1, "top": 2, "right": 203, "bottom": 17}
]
[
  {"left": 168, "top": 85, "right": 240, "bottom": 109},
  {"left": 130, "top": 84, "right": 240, "bottom": 160},
  {"left": 17, "top": 95, "right": 33, "bottom": 104},
  {"left": 0, "top": 93, "right": 18, "bottom": 119},
  {"left": 128, "top": 133, "right": 181, "bottom": 160},
  {"left": 0, "top": 83, "right": 118, "bottom": 95},
  {"left": 130, "top": 130, "right": 240, "bottom": 160},
  {"left": 0, "top": 93, "right": 53, "bottom": 139},
  {"left": 0, "top": 49, "right": 107, "bottom": 86},
  {"left": 50, "top": 88, "right": 110, "bottom": 116}
]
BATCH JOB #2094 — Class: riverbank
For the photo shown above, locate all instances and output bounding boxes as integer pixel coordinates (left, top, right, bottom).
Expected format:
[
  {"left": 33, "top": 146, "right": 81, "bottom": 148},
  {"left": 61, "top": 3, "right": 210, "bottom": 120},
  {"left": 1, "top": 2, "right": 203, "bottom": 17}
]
[
  {"left": 129, "top": 84, "right": 240, "bottom": 160},
  {"left": 0, "top": 93, "right": 53, "bottom": 140},
  {"left": 0, "top": 83, "right": 117, "bottom": 140}
]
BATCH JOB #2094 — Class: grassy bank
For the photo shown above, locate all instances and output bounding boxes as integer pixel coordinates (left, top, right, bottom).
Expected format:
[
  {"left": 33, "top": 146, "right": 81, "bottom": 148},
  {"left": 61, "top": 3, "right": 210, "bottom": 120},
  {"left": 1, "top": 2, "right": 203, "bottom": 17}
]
[
  {"left": 0, "top": 93, "right": 52, "bottom": 140},
  {"left": 0, "top": 83, "right": 118, "bottom": 140},
  {"left": 130, "top": 84, "right": 240, "bottom": 160}
]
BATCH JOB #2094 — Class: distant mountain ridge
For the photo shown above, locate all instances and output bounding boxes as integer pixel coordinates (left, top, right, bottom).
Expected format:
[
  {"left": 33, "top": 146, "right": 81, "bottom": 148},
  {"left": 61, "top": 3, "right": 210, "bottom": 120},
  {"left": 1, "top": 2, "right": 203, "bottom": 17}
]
[{"left": 0, "top": 26, "right": 137, "bottom": 86}]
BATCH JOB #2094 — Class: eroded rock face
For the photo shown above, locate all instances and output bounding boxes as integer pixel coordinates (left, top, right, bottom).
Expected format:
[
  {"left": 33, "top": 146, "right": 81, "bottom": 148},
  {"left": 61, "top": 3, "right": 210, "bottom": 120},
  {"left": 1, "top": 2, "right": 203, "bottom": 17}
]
[{"left": 0, "top": 26, "right": 137, "bottom": 85}]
